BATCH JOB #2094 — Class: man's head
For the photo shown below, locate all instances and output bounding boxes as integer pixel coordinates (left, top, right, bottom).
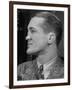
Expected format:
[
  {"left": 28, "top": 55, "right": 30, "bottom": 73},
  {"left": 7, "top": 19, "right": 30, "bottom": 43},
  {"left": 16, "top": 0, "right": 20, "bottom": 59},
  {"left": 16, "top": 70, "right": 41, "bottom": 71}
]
[{"left": 26, "top": 12, "right": 63, "bottom": 55}]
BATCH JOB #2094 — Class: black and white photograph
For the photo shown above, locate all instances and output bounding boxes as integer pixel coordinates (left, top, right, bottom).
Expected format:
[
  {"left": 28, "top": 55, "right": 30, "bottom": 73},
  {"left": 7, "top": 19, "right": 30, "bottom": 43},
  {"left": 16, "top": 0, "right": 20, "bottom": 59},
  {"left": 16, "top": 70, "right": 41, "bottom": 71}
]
[
  {"left": 17, "top": 9, "right": 64, "bottom": 80},
  {"left": 9, "top": 1, "right": 70, "bottom": 88}
]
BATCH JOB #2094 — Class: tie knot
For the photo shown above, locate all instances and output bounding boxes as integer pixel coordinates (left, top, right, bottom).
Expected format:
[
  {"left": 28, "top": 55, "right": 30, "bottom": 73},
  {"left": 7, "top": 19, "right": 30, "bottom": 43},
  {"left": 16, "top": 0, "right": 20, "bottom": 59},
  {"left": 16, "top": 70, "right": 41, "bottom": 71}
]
[
  {"left": 38, "top": 65, "right": 44, "bottom": 79},
  {"left": 39, "top": 65, "right": 43, "bottom": 73}
]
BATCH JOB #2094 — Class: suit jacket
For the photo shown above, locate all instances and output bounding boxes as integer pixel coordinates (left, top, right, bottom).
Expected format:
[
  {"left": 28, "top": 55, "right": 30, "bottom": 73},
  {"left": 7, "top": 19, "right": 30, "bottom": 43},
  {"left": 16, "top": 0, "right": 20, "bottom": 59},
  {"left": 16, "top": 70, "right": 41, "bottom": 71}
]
[{"left": 17, "top": 57, "right": 64, "bottom": 80}]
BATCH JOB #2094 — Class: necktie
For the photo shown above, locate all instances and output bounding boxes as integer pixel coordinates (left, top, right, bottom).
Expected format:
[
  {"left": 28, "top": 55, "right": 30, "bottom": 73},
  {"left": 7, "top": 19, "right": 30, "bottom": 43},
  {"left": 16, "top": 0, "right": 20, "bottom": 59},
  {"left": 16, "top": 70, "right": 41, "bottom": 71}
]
[{"left": 38, "top": 65, "right": 44, "bottom": 79}]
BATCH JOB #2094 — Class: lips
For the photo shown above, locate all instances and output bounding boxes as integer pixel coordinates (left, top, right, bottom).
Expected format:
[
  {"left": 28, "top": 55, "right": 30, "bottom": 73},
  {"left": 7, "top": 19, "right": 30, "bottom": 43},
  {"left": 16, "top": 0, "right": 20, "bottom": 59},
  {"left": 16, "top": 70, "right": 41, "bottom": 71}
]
[
  {"left": 27, "top": 42, "right": 32, "bottom": 47},
  {"left": 27, "top": 41, "right": 32, "bottom": 44}
]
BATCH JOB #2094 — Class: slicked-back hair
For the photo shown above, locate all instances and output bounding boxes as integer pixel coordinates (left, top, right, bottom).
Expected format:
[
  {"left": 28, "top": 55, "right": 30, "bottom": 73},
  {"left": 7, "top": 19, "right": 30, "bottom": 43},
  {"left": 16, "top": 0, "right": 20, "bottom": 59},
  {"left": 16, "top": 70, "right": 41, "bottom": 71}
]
[{"left": 31, "top": 12, "right": 63, "bottom": 46}]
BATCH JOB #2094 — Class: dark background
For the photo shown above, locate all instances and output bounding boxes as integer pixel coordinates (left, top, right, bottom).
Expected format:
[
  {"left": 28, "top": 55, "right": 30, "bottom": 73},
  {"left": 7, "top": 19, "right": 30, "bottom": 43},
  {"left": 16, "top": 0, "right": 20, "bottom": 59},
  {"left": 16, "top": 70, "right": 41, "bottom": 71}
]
[{"left": 17, "top": 9, "right": 64, "bottom": 65}]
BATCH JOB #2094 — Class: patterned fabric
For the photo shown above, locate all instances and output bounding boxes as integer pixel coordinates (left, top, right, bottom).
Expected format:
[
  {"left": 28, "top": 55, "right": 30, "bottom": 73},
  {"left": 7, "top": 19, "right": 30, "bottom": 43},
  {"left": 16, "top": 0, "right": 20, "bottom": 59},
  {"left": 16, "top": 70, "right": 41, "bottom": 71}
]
[
  {"left": 38, "top": 65, "right": 44, "bottom": 79},
  {"left": 17, "top": 57, "right": 64, "bottom": 80}
]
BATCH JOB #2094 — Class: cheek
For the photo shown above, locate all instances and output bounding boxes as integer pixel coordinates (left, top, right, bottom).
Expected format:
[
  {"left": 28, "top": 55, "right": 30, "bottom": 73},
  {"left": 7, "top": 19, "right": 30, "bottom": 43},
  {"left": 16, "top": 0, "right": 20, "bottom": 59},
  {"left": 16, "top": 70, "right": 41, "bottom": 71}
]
[{"left": 34, "top": 36, "right": 48, "bottom": 47}]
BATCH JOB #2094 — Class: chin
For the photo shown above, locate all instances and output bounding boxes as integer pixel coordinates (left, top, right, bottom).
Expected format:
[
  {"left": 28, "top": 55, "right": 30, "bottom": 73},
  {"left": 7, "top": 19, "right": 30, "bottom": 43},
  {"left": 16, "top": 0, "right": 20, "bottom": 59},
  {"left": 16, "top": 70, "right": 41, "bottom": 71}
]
[
  {"left": 27, "top": 50, "right": 36, "bottom": 55},
  {"left": 26, "top": 48, "right": 39, "bottom": 55}
]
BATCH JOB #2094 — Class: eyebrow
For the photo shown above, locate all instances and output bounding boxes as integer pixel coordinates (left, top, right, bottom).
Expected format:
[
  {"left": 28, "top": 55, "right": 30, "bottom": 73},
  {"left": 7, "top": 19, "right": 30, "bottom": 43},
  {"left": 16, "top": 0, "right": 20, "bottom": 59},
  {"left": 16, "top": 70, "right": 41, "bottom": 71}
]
[{"left": 28, "top": 27, "right": 36, "bottom": 31}]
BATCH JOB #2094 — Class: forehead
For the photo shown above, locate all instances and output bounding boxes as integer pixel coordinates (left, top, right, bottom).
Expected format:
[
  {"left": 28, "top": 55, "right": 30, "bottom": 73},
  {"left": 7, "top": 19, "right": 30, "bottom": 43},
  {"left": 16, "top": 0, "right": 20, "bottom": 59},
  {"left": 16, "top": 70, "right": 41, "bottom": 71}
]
[{"left": 28, "top": 17, "right": 45, "bottom": 29}]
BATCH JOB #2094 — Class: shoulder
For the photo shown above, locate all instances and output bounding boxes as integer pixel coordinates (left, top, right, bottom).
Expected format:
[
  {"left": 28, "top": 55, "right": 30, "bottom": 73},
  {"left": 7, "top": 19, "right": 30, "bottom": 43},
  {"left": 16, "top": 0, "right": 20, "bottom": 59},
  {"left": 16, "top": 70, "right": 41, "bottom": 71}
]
[
  {"left": 48, "top": 56, "right": 64, "bottom": 79},
  {"left": 54, "top": 57, "right": 64, "bottom": 78},
  {"left": 56, "top": 57, "right": 64, "bottom": 67},
  {"left": 17, "top": 60, "right": 33, "bottom": 80},
  {"left": 18, "top": 60, "right": 33, "bottom": 69}
]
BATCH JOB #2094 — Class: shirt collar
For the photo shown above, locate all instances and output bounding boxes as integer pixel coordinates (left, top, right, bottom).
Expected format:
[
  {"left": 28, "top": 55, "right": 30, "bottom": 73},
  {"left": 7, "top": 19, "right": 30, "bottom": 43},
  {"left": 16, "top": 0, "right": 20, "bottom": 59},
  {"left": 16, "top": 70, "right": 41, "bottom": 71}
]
[
  {"left": 37, "top": 56, "right": 57, "bottom": 79},
  {"left": 37, "top": 56, "right": 57, "bottom": 68},
  {"left": 43, "top": 56, "right": 57, "bottom": 71}
]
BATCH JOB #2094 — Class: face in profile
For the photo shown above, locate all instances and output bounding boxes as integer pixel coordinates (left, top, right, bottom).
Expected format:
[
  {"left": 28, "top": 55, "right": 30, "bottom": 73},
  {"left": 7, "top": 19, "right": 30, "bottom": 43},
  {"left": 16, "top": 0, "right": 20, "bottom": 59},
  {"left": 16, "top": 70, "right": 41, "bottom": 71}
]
[{"left": 26, "top": 17, "right": 49, "bottom": 55}]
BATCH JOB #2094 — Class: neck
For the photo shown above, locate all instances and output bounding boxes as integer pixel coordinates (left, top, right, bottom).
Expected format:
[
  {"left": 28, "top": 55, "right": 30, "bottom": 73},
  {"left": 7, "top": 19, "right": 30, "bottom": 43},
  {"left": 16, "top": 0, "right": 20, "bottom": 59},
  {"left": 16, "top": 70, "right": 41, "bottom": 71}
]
[{"left": 37, "top": 43, "right": 58, "bottom": 65}]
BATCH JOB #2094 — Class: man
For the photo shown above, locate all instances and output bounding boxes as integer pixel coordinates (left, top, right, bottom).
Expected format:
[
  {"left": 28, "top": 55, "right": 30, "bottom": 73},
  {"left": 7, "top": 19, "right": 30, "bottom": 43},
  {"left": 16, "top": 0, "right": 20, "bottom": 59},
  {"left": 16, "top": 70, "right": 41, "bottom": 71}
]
[{"left": 17, "top": 11, "right": 64, "bottom": 80}]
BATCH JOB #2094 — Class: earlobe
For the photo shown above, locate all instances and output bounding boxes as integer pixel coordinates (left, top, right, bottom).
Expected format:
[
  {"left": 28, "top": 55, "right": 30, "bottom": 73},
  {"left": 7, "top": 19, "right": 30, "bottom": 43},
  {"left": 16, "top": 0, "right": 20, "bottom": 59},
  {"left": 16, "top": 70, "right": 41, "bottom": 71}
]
[{"left": 47, "top": 32, "right": 56, "bottom": 44}]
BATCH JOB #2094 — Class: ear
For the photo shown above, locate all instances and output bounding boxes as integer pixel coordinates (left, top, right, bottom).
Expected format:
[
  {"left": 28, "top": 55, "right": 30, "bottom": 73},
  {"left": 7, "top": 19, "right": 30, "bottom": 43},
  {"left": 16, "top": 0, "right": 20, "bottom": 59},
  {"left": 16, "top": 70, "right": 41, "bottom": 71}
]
[{"left": 47, "top": 32, "right": 56, "bottom": 44}]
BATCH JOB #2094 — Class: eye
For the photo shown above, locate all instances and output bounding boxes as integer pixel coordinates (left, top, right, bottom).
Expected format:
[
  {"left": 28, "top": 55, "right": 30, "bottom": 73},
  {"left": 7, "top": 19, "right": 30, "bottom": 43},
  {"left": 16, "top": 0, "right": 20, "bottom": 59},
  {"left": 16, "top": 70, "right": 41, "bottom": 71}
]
[
  {"left": 28, "top": 27, "right": 37, "bottom": 34},
  {"left": 30, "top": 29, "right": 36, "bottom": 33}
]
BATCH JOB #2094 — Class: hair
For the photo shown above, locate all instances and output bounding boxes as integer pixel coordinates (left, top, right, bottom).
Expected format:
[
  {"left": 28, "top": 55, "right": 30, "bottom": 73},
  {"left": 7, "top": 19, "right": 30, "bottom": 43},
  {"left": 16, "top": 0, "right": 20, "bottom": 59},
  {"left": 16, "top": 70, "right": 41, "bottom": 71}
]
[{"left": 31, "top": 11, "right": 63, "bottom": 45}]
